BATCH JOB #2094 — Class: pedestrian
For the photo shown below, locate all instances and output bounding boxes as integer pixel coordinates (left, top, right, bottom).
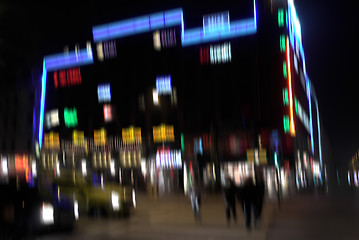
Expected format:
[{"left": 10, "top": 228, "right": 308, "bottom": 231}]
[
  {"left": 239, "top": 177, "right": 256, "bottom": 230},
  {"left": 190, "top": 181, "right": 201, "bottom": 222},
  {"left": 223, "top": 178, "right": 237, "bottom": 225},
  {"left": 254, "top": 168, "right": 265, "bottom": 226}
]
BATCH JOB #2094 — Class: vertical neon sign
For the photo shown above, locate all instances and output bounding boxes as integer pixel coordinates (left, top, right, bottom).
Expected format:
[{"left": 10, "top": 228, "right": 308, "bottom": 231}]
[
  {"left": 39, "top": 60, "right": 47, "bottom": 149},
  {"left": 286, "top": 37, "right": 295, "bottom": 136}
]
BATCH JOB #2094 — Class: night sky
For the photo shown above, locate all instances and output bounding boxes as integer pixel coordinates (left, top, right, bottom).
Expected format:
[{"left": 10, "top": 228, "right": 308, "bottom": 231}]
[{"left": 0, "top": 0, "right": 357, "bottom": 169}]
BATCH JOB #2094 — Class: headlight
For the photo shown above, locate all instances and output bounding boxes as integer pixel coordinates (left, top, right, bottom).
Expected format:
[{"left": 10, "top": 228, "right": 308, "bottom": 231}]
[
  {"left": 111, "top": 192, "right": 120, "bottom": 211},
  {"left": 132, "top": 189, "right": 136, "bottom": 208},
  {"left": 42, "top": 202, "right": 54, "bottom": 224},
  {"left": 74, "top": 200, "right": 79, "bottom": 220}
]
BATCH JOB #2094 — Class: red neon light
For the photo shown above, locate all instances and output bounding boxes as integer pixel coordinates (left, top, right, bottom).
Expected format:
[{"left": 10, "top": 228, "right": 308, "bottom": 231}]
[
  {"left": 286, "top": 37, "right": 295, "bottom": 136},
  {"left": 200, "top": 46, "right": 210, "bottom": 65},
  {"left": 54, "top": 68, "right": 82, "bottom": 89},
  {"left": 54, "top": 72, "right": 58, "bottom": 88}
]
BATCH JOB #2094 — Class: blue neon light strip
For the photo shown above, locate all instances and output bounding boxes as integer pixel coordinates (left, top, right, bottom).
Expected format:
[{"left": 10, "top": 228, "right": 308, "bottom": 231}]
[
  {"left": 38, "top": 48, "right": 94, "bottom": 149},
  {"left": 92, "top": 0, "right": 257, "bottom": 45},
  {"left": 44, "top": 49, "right": 94, "bottom": 72},
  {"left": 38, "top": 60, "right": 47, "bottom": 149},
  {"left": 307, "top": 80, "right": 314, "bottom": 155},
  {"left": 182, "top": 19, "right": 256, "bottom": 46},
  {"left": 92, "top": 9, "right": 183, "bottom": 43},
  {"left": 316, "top": 101, "right": 322, "bottom": 168}
]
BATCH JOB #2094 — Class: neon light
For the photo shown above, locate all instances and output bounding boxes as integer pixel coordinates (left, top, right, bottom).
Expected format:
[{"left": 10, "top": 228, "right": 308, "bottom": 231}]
[
  {"left": 203, "top": 11, "right": 230, "bottom": 34},
  {"left": 307, "top": 81, "right": 314, "bottom": 154},
  {"left": 156, "top": 75, "right": 172, "bottom": 94},
  {"left": 103, "top": 105, "right": 112, "bottom": 122},
  {"left": 280, "top": 35, "right": 286, "bottom": 52},
  {"left": 278, "top": 9, "right": 284, "bottom": 27},
  {"left": 283, "top": 116, "right": 290, "bottom": 133},
  {"left": 182, "top": 19, "right": 256, "bottom": 46},
  {"left": 316, "top": 102, "right": 323, "bottom": 168},
  {"left": 283, "top": 62, "right": 287, "bottom": 78},
  {"left": 294, "top": 97, "right": 298, "bottom": 114},
  {"left": 254, "top": 0, "right": 257, "bottom": 28},
  {"left": 286, "top": 37, "right": 295, "bottom": 136},
  {"left": 92, "top": 0, "right": 257, "bottom": 46},
  {"left": 282, "top": 88, "right": 289, "bottom": 106},
  {"left": 210, "top": 42, "right": 231, "bottom": 64},
  {"left": 97, "top": 83, "right": 111, "bottom": 102},
  {"left": 44, "top": 49, "right": 93, "bottom": 72},
  {"left": 181, "top": 133, "right": 185, "bottom": 153},
  {"left": 64, "top": 108, "right": 78, "bottom": 127},
  {"left": 39, "top": 60, "right": 47, "bottom": 149},
  {"left": 92, "top": 9, "right": 183, "bottom": 42}
]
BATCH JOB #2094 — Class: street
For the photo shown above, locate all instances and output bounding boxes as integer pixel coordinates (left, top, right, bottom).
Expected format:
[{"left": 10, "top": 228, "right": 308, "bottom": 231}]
[
  {"left": 33, "top": 189, "right": 359, "bottom": 240},
  {"left": 34, "top": 189, "right": 359, "bottom": 240}
]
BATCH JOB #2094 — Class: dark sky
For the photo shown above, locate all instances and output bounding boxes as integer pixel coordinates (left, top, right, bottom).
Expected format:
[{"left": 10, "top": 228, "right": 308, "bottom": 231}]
[
  {"left": 1, "top": 0, "right": 358, "bottom": 168},
  {"left": 295, "top": 0, "right": 359, "bottom": 168}
]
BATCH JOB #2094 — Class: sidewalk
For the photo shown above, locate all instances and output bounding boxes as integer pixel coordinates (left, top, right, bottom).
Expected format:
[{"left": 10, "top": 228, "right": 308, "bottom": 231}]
[{"left": 128, "top": 192, "right": 280, "bottom": 239}]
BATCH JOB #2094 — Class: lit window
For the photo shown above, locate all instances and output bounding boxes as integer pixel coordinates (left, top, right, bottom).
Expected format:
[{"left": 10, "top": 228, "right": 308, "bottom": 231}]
[
  {"left": 97, "top": 84, "right": 111, "bottom": 102},
  {"left": 103, "top": 105, "right": 112, "bottom": 122},
  {"left": 64, "top": 108, "right": 78, "bottom": 128},
  {"left": 156, "top": 75, "right": 172, "bottom": 94}
]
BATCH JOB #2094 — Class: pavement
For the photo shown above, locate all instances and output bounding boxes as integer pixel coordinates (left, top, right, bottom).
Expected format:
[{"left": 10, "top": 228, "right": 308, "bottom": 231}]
[{"left": 36, "top": 189, "right": 359, "bottom": 240}]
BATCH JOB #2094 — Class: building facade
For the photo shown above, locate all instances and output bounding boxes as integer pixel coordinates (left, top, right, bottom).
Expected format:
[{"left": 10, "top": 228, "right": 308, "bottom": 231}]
[{"left": 23, "top": 0, "right": 326, "bottom": 195}]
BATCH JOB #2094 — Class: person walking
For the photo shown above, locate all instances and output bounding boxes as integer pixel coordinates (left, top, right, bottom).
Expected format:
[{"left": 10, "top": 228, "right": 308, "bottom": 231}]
[
  {"left": 190, "top": 181, "right": 201, "bottom": 222},
  {"left": 239, "top": 177, "right": 256, "bottom": 230},
  {"left": 254, "top": 167, "right": 265, "bottom": 226},
  {"left": 223, "top": 178, "right": 237, "bottom": 225}
]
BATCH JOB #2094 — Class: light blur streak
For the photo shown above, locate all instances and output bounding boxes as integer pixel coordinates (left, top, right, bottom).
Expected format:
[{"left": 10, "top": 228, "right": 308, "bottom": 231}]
[
  {"left": 42, "top": 203, "right": 54, "bottom": 224},
  {"left": 82, "top": 159, "right": 87, "bottom": 176},
  {"left": 286, "top": 37, "right": 295, "bottom": 136},
  {"left": 152, "top": 89, "right": 159, "bottom": 105},
  {"left": 132, "top": 189, "right": 136, "bottom": 208},
  {"left": 111, "top": 192, "right": 120, "bottom": 211},
  {"left": 1, "top": 157, "right": 8, "bottom": 175},
  {"left": 74, "top": 200, "right": 79, "bottom": 220},
  {"left": 32, "top": 160, "right": 37, "bottom": 177},
  {"left": 110, "top": 159, "right": 115, "bottom": 176}
]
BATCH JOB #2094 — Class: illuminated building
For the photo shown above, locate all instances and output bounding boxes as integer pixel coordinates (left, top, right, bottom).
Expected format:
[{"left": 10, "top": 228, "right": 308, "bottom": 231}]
[{"left": 34, "top": 0, "right": 324, "bottom": 193}]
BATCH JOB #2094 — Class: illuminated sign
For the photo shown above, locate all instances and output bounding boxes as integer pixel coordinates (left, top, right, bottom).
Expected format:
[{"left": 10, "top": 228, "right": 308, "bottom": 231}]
[
  {"left": 203, "top": 11, "right": 230, "bottom": 34},
  {"left": 103, "top": 104, "right": 112, "bottom": 122},
  {"left": 94, "top": 128, "right": 107, "bottom": 146},
  {"left": 15, "top": 155, "right": 29, "bottom": 174},
  {"left": 153, "top": 29, "right": 177, "bottom": 51},
  {"left": 156, "top": 75, "right": 172, "bottom": 94},
  {"left": 97, "top": 84, "right": 111, "bottom": 102},
  {"left": 153, "top": 124, "right": 174, "bottom": 143},
  {"left": 64, "top": 108, "right": 78, "bottom": 128},
  {"left": 200, "top": 46, "right": 210, "bottom": 65},
  {"left": 53, "top": 68, "right": 81, "bottom": 88},
  {"left": 122, "top": 126, "right": 142, "bottom": 144},
  {"left": 156, "top": 148, "right": 182, "bottom": 169},
  {"left": 44, "top": 132, "right": 60, "bottom": 149},
  {"left": 97, "top": 41, "right": 117, "bottom": 61},
  {"left": 210, "top": 42, "right": 231, "bottom": 64},
  {"left": 72, "top": 130, "right": 85, "bottom": 147},
  {"left": 45, "top": 109, "right": 59, "bottom": 129}
]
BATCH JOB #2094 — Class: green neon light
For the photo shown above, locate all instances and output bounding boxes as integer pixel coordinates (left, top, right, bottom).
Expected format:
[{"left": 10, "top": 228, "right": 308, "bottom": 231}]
[
  {"left": 283, "top": 115, "right": 290, "bottom": 133},
  {"left": 294, "top": 97, "right": 298, "bottom": 115},
  {"left": 283, "top": 62, "right": 287, "bottom": 78},
  {"left": 181, "top": 133, "right": 185, "bottom": 153},
  {"left": 278, "top": 9, "right": 284, "bottom": 27},
  {"left": 64, "top": 108, "right": 78, "bottom": 127},
  {"left": 282, "top": 88, "right": 289, "bottom": 106},
  {"left": 280, "top": 35, "right": 286, "bottom": 52}
]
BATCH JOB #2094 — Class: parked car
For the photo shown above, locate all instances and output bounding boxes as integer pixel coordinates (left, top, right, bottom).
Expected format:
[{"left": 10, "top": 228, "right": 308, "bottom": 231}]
[
  {"left": 53, "top": 170, "right": 135, "bottom": 218},
  {"left": 0, "top": 179, "right": 76, "bottom": 239}
]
